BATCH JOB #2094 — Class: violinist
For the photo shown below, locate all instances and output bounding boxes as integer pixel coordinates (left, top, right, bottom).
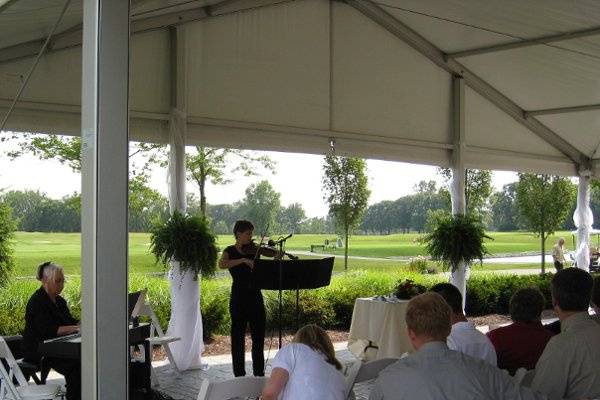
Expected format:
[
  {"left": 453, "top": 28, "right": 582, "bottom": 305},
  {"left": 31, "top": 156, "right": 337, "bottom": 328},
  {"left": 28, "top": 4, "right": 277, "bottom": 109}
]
[{"left": 218, "top": 220, "right": 275, "bottom": 377}]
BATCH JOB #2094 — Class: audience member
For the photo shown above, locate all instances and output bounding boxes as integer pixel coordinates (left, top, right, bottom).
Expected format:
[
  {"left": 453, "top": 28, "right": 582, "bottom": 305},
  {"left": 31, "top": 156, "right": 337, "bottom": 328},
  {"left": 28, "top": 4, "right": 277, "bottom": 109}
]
[
  {"left": 261, "top": 324, "right": 345, "bottom": 400},
  {"left": 369, "top": 292, "right": 547, "bottom": 400},
  {"left": 22, "top": 262, "right": 80, "bottom": 400},
  {"left": 487, "top": 288, "right": 554, "bottom": 374},
  {"left": 592, "top": 275, "right": 600, "bottom": 324},
  {"left": 532, "top": 268, "right": 600, "bottom": 400},
  {"left": 552, "top": 238, "right": 566, "bottom": 272},
  {"left": 430, "top": 283, "right": 497, "bottom": 365}
]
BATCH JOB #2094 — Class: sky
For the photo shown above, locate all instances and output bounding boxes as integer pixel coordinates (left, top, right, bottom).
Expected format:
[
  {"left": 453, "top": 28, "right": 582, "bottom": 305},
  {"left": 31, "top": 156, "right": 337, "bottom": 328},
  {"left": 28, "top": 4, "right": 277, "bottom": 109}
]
[{"left": 0, "top": 145, "right": 519, "bottom": 218}]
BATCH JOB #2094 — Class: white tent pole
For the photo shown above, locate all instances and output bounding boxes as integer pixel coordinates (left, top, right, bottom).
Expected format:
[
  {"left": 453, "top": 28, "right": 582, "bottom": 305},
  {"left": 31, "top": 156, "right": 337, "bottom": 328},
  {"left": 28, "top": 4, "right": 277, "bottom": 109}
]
[
  {"left": 165, "top": 25, "right": 206, "bottom": 372},
  {"left": 81, "top": 0, "right": 130, "bottom": 399},
  {"left": 449, "top": 76, "right": 468, "bottom": 310},
  {"left": 167, "top": 26, "right": 187, "bottom": 214},
  {"left": 574, "top": 172, "right": 593, "bottom": 272}
]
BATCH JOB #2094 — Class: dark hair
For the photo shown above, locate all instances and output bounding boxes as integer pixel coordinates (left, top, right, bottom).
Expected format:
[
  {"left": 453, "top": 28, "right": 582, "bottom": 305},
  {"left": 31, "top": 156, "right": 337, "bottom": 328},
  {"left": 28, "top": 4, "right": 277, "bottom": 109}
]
[
  {"left": 429, "top": 283, "right": 462, "bottom": 314},
  {"left": 36, "top": 261, "right": 53, "bottom": 281},
  {"left": 510, "top": 287, "right": 545, "bottom": 323},
  {"left": 591, "top": 276, "right": 600, "bottom": 308},
  {"left": 233, "top": 220, "right": 254, "bottom": 238},
  {"left": 551, "top": 268, "right": 593, "bottom": 312}
]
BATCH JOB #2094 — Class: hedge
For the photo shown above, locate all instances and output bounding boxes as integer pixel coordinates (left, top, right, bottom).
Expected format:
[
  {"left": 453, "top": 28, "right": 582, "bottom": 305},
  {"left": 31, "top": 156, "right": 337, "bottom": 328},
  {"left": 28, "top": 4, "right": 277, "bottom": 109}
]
[{"left": 0, "top": 271, "right": 565, "bottom": 340}]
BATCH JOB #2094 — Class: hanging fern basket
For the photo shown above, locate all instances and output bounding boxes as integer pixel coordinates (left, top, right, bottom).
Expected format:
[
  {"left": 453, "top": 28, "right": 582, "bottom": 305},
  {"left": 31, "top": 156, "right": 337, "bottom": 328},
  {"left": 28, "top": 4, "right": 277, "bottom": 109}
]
[{"left": 149, "top": 210, "right": 219, "bottom": 279}]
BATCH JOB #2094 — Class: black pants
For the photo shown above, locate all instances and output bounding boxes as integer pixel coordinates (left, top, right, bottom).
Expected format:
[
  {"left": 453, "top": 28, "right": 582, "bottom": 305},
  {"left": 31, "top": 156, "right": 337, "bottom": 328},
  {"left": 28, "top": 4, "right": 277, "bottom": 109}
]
[
  {"left": 230, "top": 286, "right": 265, "bottom": 377},
  {"left": 554, "top": 260, "right": 564, "bottom": 272}
]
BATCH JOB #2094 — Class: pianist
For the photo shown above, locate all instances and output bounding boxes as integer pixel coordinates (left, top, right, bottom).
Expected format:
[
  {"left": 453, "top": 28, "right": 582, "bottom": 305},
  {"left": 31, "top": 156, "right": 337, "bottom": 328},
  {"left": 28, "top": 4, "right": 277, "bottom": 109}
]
[{"left": 22, "top": 261, "right": 81, "bottom": 400}]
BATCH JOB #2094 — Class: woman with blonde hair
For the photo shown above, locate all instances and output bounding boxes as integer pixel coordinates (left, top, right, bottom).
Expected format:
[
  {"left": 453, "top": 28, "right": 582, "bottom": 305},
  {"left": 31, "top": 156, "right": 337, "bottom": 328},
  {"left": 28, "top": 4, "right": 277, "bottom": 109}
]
[{"left": 261, "top": 324, "right": 345, "bottom": 400}]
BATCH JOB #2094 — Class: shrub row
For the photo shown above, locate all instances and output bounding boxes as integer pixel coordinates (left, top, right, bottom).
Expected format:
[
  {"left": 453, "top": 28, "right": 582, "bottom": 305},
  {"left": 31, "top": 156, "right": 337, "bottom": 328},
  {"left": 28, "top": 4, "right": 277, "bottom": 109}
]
[{"left": 0, "top": 271, "right": 561, "bottom": 340}]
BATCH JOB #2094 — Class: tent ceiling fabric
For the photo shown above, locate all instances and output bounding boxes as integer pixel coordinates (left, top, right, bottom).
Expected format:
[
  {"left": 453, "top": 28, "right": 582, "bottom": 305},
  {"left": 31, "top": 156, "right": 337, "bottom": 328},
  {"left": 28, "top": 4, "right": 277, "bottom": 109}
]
[{"left": 1, "top": 0, "right": 600, "bottom": 176}]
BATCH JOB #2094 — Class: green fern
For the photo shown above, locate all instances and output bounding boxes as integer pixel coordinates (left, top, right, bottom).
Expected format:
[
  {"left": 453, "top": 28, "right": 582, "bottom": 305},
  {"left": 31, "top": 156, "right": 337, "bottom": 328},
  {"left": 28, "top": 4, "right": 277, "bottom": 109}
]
[
  {"left": 420, "top": 213, "right": 491, "bottom": 272},
  {"left": 149, "top": 210, "right": 219, "bottom": 278}
]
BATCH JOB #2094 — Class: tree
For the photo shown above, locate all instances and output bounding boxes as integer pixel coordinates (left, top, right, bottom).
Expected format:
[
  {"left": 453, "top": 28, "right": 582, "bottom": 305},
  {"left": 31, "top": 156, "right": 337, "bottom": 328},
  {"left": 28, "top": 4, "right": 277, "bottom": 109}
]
[
  {"left": 129, "top": 173, "right": 169, "bottom": 232},
  {"left": 489, "top": 183, "right": 520, "bottom": 231},
  {"left": 0, "top": 201, "right": 16, "bottom": 287},
  {"left": 240, "top": 180, "right": 281, "bottom": 235},
  {"left": 438, "top": 168, "right": 492, "bottom": 216},
  {"left": 186, "top": 147, "right": 276, "bottom": 217},
  {"left": 322, "top": 154, "right": 370, "bottom": 270},
  {"left": 410, "top": 181, "right": 450, "bottom": 233},
  {"left": 516, "top": 174, "right": 576, "bottom": 273},
  {"left": 277, "top": 203, "right": 306, "bottom": 234}
]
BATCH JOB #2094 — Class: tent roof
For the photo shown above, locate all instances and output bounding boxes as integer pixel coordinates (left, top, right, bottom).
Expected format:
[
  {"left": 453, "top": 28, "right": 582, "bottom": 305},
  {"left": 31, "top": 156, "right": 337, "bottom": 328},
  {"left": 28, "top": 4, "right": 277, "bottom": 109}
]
[{"left": 2, "top": 0, "right": 600, "bottom": 176}]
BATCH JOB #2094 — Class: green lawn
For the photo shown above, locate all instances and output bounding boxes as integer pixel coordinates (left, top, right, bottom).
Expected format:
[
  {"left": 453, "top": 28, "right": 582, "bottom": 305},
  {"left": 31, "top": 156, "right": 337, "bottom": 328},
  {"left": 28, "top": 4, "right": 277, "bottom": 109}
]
[{"left": 10, "top": 231, "right": 565, "bottom": 277}]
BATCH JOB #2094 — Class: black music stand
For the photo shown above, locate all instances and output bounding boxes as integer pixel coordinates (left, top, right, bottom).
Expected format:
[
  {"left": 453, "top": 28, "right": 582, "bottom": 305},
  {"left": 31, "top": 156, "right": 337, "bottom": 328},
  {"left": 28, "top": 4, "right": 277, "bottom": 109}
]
[{"left": 253, "top": 257, "right": 334, "bottom": 348}]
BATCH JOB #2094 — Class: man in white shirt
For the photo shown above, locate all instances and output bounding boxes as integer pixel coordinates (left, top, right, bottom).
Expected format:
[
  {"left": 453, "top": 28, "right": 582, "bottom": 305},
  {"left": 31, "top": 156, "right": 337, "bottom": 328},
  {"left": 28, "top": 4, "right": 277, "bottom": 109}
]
[
  {"left": 531, "top": 268, "right": 600, "bottom": 400},
  {"left": 430, "top": 282, "right": 497, "bottom": 365},
  {"left": 369, "top": 292, "right": 547, "bottom": 400}
]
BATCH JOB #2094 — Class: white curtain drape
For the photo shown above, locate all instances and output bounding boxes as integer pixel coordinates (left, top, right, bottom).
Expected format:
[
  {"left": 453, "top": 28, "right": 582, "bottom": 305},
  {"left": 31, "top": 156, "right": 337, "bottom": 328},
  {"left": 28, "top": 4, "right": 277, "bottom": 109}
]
[
  {"left": 165, "top": 108, "right": 204, "bottom": 370},
  {"left": 166, "top": 261, "right": 204, "bottom": 370},
  {"left": 574, "top": 174, "right": 593, "bottom": 272}
]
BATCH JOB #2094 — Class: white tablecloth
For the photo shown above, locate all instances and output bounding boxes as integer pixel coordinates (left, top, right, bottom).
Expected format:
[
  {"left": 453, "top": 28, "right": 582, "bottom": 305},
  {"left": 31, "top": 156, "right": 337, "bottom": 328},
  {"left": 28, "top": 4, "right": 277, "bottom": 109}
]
[{"left": 348, "top": 297, "right": 412, "bottom": 361}]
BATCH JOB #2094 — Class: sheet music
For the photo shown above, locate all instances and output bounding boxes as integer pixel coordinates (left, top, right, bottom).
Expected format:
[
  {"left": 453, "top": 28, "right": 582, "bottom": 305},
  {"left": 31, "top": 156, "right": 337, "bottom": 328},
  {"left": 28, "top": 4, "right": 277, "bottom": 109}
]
[{"left": 44, "top": 332, "right": 81, "bottom": 343}]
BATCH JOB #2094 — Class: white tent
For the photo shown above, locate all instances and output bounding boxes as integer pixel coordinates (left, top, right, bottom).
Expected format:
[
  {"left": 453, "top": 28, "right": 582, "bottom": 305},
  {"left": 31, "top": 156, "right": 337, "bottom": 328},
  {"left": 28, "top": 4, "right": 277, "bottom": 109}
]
[
  {"left": 2, "top": 0, "right": 600, "bottom": 398},
  {"left": 3, "top": 0, "right": 600, "bottom": 174}
]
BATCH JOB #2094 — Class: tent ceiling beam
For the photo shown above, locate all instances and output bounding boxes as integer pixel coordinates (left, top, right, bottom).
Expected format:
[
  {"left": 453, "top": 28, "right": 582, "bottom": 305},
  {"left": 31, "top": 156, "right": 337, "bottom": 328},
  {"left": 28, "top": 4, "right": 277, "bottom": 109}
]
[
  {"left": 0, "top": 0, "right": 288, "bottom": 65},
  {"left": 525, "top": 103, "right": 600, "bottom": 117},
  {"left": 0, "top": 0, "right": 20, "bottom": 14},
  {"left": 345, "top": 0, "right": 590, "bottom": 169},
  {"left": 448, "top": 25, "right": 600, "bottom": 59}
]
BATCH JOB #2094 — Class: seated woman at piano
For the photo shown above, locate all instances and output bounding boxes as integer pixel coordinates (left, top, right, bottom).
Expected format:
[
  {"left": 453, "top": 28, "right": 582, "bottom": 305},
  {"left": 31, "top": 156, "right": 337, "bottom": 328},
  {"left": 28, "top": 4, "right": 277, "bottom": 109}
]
[{"left": 22, "top": 261, "right": 81, "bottom": 400}]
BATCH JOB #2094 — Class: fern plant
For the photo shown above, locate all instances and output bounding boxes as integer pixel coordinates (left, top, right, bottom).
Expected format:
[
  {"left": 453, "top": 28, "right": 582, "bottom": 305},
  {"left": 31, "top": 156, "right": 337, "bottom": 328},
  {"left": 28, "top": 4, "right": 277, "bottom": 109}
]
[
  {"left": 150, "top": 210, "right": 218, "bottom": 279},
  {"left": 420, "top": 213, "right": 491, "bottom": 272}
]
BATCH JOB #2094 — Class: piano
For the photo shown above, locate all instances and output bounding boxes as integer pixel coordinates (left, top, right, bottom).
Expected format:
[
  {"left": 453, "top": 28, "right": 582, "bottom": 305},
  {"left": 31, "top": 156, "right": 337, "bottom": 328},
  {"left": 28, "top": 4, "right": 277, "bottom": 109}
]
[
  {"left": 37, "top": 323, "right": 152, "bottom": 392},
  {"left": 38, "top": 323, "right": 150, "bottom": 359}
]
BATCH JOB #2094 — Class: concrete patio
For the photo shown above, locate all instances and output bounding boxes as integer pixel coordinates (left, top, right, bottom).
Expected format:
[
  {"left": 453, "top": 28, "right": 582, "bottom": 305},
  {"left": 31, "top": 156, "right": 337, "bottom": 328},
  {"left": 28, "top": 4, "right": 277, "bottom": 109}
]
[{"left": 153, "top": 342, "right": 372, "bottom": 400}]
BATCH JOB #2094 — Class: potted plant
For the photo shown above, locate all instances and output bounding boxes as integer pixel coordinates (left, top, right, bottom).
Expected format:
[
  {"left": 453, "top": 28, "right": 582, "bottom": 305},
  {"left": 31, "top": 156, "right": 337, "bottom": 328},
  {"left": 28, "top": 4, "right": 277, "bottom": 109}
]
[
  {"left": 420, "top": 213, "right": 491, "bottom": 272},
  {"left": 150, "top": 210, "right": 219, "bottom": 279}
]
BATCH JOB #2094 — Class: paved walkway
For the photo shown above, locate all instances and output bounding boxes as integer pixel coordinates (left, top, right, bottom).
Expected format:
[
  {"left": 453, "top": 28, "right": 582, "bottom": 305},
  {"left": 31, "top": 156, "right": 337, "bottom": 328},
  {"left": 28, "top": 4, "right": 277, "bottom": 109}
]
[{"left": 154, "top": 342, "right": 372, "bottom": 400}]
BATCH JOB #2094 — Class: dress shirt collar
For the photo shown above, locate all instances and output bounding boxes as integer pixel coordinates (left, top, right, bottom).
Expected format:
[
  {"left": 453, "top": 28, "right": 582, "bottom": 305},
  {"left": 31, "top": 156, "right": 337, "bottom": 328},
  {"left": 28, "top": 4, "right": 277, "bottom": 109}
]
[
  {"left": 417, "top": 341, "right": 448, "bottom": 355},
  {"left": 561, "top": 311, "right": 593, "bottom": 333},
  {"left": 452, "top": 321, "right": 475, "bottom": 332}
]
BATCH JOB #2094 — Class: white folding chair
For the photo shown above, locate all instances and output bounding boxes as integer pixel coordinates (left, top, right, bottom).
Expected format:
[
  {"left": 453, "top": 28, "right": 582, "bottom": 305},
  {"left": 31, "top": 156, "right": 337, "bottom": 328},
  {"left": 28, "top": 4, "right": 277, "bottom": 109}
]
[
  {"left": 0, "top": 337, "right": 62, "bottom": 400},
  {"left": 345, "top": 358, "right": 398, "bottom": 400},
  {"left": 134, "top": 290, "right": 181, "bottom": 386},
  {"left": 196, "top": 376, "right": 267, "bottom": 400}
]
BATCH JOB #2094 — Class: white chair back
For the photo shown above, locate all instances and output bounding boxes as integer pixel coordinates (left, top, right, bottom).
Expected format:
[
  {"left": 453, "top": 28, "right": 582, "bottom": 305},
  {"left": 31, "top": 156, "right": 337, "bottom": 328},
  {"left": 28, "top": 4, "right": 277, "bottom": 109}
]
[
  {"left": 345, "top": 358, "right": 398, "bottom": 399},
  {"left": 196, "top": 377, "right": 267, "bottom": 400},
  {"left": 0, "top": 337, "right": 28, "bottom": 387}
]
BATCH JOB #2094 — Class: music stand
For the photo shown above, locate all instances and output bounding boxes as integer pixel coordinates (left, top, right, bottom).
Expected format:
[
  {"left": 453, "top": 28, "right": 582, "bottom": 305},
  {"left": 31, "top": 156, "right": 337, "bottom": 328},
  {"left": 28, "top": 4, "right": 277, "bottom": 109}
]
[{"left": 253, "top": 257, "right": 334, "bottom": 348}]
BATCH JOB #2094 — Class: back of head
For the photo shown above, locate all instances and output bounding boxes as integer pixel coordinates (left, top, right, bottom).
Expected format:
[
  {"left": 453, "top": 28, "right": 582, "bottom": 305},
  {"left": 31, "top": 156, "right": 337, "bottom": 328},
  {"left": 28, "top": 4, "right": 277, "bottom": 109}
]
[
  {"left": 551, "top": 268, "right": 593, "bottom": 312},
  {"left": 429, "top": 283, "right": 463, "bottom": 314},
  {"left": 509, "top": 287, "right": 545, "bottom": 323},
  {"left": 593, "top": 276, "right": 600, "bottom": 308},
  {"left": 293, "top": 324, "right": 341, "bottom": 370},
  {"left": 406, "top": 292, "right": 452, "bottom": 341}
]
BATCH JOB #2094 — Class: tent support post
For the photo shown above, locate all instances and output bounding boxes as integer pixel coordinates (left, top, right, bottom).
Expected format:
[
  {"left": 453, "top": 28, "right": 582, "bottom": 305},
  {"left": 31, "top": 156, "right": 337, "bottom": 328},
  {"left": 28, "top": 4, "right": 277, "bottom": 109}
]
[
  {"left": 81, "top": 0, "right": 130, "bottom": 399},
  {"left": 449, "top": 76, "right": 468, "bottom": 311},
  {"left": 574, "top": 172, "right": 593, "bottom": 272}
]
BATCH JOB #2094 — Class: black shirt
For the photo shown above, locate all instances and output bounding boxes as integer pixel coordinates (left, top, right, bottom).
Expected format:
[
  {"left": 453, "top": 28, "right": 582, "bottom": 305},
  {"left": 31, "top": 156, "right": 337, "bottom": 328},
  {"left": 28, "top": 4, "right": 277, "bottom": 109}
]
[
  {"left": 22, "top": 287, "right": 78, "bottom": 362},
  {"left": 223, "top": 245, "right": 255, "bottom": 290}
]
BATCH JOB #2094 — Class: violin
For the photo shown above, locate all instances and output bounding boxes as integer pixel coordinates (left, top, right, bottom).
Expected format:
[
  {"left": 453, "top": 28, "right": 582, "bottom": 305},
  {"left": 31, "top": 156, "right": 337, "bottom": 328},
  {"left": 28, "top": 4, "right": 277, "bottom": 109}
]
[
  {"left": 240, "top": 240, "right": 298, "bottom": 260},
  {"left": 241, "top": 240, "right": 278, "bottom": 259}
]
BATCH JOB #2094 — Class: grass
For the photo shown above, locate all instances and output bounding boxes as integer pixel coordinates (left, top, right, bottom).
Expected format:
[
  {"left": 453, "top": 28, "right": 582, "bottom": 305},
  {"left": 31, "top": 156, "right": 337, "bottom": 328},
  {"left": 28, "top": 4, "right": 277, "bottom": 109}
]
[{"left": 10, "top": 231, "right": 566, "bottom": 277}]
